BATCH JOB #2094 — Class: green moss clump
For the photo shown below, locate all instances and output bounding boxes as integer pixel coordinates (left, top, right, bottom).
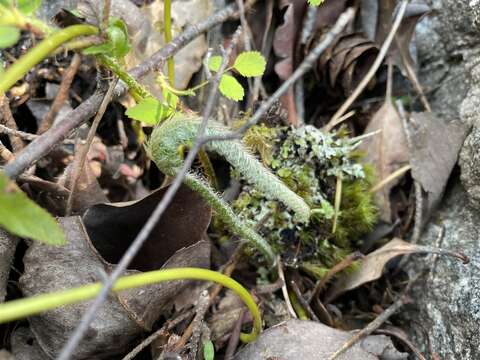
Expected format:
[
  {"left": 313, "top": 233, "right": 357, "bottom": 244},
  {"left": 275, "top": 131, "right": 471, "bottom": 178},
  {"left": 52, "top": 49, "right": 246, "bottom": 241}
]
[{"left": 232, "top": 124, "right": 377, "bottom": 276}]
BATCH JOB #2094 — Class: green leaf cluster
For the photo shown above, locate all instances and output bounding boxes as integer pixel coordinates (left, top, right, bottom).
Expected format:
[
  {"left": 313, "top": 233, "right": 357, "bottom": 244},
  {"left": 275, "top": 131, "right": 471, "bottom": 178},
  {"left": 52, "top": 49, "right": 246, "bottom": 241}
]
[
  {"left": 0, "top": 172, "right": 66, "bottom": 246},
  {"left": 84, "top": 17, "right": 130, "bottom": 59},
  {"left": 208, "top": 51, "right": 266, "bottom": 101}
]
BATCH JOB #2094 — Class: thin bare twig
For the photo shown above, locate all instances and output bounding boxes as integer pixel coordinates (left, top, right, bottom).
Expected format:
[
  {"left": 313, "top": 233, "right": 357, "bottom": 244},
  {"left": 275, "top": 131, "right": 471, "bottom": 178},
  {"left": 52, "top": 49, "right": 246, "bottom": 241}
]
[
  {"left": 121, "top": 310, "right": 196, "bottom": 360},
  {"left": 374, "top": 329, "right": 427, "bottom": 360},
  {"left": 295, "top": 5, "right": 318, "bottom": 125},
  {"left": 327, "top": 294, "right": 412, "bottom": 360},
  {"left": 224, "top": 309, "right": 246, "bottom": 360},
  {"left": 184, "top": 290, "right": 210, "bottom": 356},
  {"left": 290, "top": 280, "right": 318, "bottom": 321},
  {"left": 324, "top": 0, "right": 410, "bottom": 131},
  {"left": 56, "top": 27, "right": 243, "bottom": 360},
  {"left": 38, "top": 53, "right": 81, "bottom": 134},
  {"left": 0, "top": 124, "right": 38, "bottom": 142},
  {"left": 101, "top": 0, "right": 111, "bottom": 33},
  {"left": 65, "top": 77, "right": 117, "bottom": 215},
  {"left": 278, "top": 260, "right": 297, "bottom": 319},
  {"left": 0, "top": 94, "right": 23, "bottom": 152},
  {"left": 309, "top": 251, "right": 364, "bottom": 304}
]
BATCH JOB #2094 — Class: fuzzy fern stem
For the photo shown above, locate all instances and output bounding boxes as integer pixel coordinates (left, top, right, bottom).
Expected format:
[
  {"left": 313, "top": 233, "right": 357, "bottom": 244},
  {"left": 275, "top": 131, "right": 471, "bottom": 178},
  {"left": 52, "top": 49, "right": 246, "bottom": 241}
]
[
  {"left": 184, "top": 174, "right": 276, "bottom": 263},
  {"left": 147, "top": 116, "right": 312, "bottom": 263}
]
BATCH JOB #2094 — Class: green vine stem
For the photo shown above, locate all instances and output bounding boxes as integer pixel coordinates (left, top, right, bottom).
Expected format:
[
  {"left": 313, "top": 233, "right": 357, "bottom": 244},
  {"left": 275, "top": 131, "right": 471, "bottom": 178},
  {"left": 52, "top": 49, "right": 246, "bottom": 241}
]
[
  {"left": 0, "top": 267, "right": 261, "bottom": 343},
  {"left": 147, "top": 116, "right": 312, "bottom": 263},
  {"left": 0, "top": 25, "right": 98, "bottom": 93},
  {"left": 164, "top": 0, "right": 175, "bottom": 85},
  {"left": 97, "top": 54, "right": 151, "bottom": 100}
]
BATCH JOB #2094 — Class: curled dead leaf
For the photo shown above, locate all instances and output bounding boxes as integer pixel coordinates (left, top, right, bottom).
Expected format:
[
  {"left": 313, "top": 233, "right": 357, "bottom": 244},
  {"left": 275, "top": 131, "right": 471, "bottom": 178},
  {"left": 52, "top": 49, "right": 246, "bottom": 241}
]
[
  {"left": 319, "top": 33, "right": 379, "bottom": 96},
  {"left": 325, "top": 238, "right": 468, "bottom": 303}
]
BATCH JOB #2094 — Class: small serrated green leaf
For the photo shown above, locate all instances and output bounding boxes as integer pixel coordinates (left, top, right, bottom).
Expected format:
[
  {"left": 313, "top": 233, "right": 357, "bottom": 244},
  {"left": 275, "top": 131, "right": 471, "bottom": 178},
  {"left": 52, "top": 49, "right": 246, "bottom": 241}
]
[
  {"left": 16, "top": 0, "right": 41, "bottom": 14},
  {"left": 233, "top": 51, "right": 266, "bottom": 77},
  {"left": 0, "top": 172, "right": 66, "bottom": 246},
  {"left": 0, "top": 26, "right": 20, "bottom": 49},
  {"left": 219, "top": 74, "right": 244, "bottom": 101},
  {"left": 125, "top": 97, "right": 172, "bottom": 125},
  {"left": 307, "top": 0, "right": 324, "bottom": 6},
  {"left": 208, "top": 56, "right": 222, "bottom": 72},
  {"left": 203, "top": 341, "right": 215, "bottom": 360}
]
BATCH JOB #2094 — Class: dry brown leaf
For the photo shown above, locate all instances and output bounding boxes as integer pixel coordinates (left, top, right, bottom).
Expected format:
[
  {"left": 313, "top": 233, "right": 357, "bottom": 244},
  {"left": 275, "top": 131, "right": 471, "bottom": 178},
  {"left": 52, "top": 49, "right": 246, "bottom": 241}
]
[
  {"left": 234, "top": 319, "right": 408, "bottom": 360},
  {"left": 325, "top": 238, "right": 469, "bottom": 303},
  {"left": 83, "top": 185, "right": 211, "bottom": 272},
  {"left": 359, "top": 100, "right": 409, "bottom": 222},
  {"left": 408, "top": 112, "right": 470, "bottom": 221},
  {"left": 320, "top": 34, "right": 378, "bottom": 96}
]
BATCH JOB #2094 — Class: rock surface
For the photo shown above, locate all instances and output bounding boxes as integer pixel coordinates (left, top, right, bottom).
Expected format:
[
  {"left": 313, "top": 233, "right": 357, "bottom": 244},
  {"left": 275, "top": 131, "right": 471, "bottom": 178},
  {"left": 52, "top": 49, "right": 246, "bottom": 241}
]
[
  {"left": 234, "top": 319, "right": 408, "bottom": 360},
  {"left": 406, "top": 183, "right": 480, "bottom": 359},
  {"left": 407, "top": 0, "right": 480, "bottom": 358}
]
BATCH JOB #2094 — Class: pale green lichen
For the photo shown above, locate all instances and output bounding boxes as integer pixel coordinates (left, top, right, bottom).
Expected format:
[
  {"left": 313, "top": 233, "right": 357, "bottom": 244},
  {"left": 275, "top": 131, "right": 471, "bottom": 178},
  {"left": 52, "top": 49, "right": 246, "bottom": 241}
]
[{"left": 232, "top": 124, "right": 377, "bottom": 274}]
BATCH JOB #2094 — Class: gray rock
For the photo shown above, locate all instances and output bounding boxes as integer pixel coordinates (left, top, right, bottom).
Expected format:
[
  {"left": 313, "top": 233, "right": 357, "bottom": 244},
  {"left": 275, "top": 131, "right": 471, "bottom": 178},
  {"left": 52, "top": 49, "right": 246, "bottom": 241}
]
[
  {"left": 406, "top": 183, "right": 480, "bottom": 359},
  {"left": 407, "top": 1, "right": 480, "bottom": 358},
  {"left": 234, "top": 320, "right": 407, "bottom": 360},
  {"left": 460, "top": 126, "right": 480, "bottom": 209}
]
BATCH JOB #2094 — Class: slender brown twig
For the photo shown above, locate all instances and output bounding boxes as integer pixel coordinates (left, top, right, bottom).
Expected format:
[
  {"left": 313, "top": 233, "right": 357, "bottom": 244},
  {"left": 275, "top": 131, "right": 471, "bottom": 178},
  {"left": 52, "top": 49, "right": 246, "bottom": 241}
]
[
  {"left": 0, "top": 94, "right": 23, "bottom": 152},
  {"left": 309, "top": 251, "right": 364, "bottom": 304},
  {"left": 327, "top": 294, "right": 412, "bottom": 360},
  {"left": 38, "top": 53, "right": 81, "bottom": 134},
  {"left": 224, "top": 309, "right": 246, "bottom": 360},
  {"left": 65, "top": 77, "right": 117, "bottom": 215},
  {"left": 290, "top": 280, "right": 318, "bottom": 321}
]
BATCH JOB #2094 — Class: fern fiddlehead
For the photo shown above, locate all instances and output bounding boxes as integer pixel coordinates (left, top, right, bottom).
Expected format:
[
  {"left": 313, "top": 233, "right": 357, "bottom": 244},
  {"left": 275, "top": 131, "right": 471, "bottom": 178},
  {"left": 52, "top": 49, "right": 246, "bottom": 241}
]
[{"left": 147, "top": 115, "right": 312, "bottom": 264}]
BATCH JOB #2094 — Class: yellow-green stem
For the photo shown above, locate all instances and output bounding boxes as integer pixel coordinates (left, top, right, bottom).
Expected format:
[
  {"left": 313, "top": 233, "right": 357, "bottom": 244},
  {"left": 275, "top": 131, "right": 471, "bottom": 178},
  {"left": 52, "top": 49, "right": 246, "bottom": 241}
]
[
  {"left": 97, "top": 54, "right": 151, "bottom": 100},
  {"left": 164, "top": 0, "right": 175, "bottom": 85},
  {"left": 0, "top": 25, "right": 98, "bottom": 93},
  {"left": 0, "top": 267, "right": 261, "bottom": 343}
]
